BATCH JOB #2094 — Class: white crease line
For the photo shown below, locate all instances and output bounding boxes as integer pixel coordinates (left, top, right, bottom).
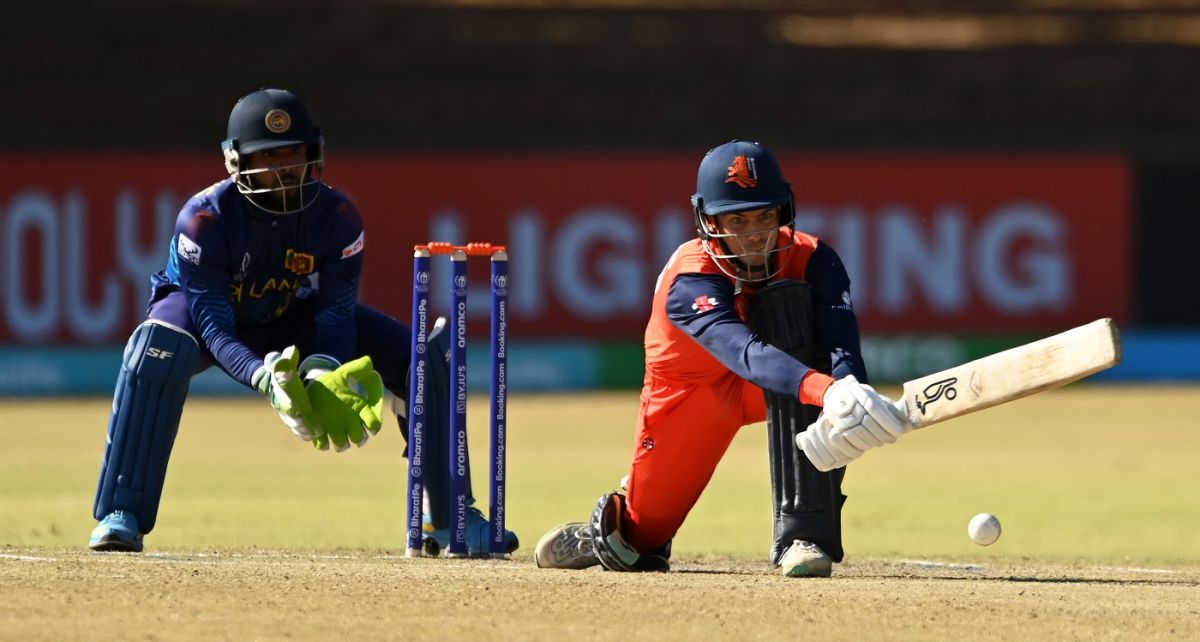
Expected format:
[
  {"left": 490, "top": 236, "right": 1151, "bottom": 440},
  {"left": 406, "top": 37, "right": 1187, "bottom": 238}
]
[
  {"left": 0, "top": 554, "right": 56, "bottom": 561},
  {"left": 1098, "top": 566, "right": 1177, "bottom": 574},
  {"left": 896, "top": 559, "right": 987, "bottom": 572}
]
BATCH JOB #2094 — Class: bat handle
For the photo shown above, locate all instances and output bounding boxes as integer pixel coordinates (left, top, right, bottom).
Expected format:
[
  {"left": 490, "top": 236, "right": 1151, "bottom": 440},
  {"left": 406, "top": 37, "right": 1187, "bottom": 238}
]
[{"left": 892, "top": 398, "right": 917, "bottom": 429}]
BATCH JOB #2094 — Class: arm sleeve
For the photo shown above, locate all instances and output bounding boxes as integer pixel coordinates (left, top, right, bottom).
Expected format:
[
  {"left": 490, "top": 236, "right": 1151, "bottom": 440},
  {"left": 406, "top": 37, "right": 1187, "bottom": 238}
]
[
  {"left": 173, "top": 210, "right": 264, "bottom": 387},
  {"left": 666, "top": 273, "right": 814, "bottom": 398},
  {"left": 309, "top": 201, "right": 364, "bottom": 363},
  {"left": 806, "top": 241, "right": 869, "bottom": 384}
]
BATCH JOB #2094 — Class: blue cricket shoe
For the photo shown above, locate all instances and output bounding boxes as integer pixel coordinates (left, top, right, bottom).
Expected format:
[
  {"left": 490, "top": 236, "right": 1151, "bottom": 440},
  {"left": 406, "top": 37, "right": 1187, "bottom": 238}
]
[
  {"left": 423, "top": 505, "right": 519, "bottom": 557},
  {"left": 89, "top": 510, "right": 144, "bottom": 552}
]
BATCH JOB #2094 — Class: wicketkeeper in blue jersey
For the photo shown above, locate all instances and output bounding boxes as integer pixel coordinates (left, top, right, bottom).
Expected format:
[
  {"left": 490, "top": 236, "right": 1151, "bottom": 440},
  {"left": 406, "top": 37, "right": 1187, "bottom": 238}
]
[{"left": 89, "top": 87, "right": 518, "bottom": 555}]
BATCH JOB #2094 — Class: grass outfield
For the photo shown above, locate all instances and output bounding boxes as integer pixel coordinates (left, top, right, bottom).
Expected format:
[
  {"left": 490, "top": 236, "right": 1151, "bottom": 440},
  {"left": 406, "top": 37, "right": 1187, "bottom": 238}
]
[
  {"left": 1, "top": 387, "right": 1198, "bottom": 640},
  {"left": 1, "top": 387, "right": 1196, "bottom": 563}
]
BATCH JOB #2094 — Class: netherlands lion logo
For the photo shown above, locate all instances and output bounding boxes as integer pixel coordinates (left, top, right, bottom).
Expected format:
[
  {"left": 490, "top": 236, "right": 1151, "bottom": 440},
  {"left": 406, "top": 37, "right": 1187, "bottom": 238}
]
[{"left": 725, "top": 155, "right": 758, "bottom": 188}]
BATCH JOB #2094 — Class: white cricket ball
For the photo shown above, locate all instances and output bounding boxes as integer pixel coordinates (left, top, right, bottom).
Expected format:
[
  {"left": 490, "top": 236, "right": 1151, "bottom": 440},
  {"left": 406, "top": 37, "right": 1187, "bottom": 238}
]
[{"left": 967, "top": 513, "right": 1002, "bottom": 546}]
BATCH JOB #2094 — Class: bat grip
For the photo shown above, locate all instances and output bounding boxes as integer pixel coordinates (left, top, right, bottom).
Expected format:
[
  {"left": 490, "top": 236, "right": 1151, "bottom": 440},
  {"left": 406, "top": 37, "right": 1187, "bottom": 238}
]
[{"left": 892, "top": 398, "right": 916, "bottom": 428}]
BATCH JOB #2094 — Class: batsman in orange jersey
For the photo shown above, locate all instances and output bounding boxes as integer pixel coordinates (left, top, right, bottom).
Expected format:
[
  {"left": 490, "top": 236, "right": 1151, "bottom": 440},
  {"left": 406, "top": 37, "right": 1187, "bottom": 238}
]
[{"left": 534, "top": 141, "right": 910, "bottom": 577}]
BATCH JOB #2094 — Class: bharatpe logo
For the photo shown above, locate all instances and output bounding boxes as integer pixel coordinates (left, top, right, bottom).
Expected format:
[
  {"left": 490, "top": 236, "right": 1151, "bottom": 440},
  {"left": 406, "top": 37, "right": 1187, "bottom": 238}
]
[
  {"left": 915, "top": 377, "right": 958, "bottom": 415},
  {"left": 409, "top": 416, "right": 423, "bottom": 480},
  {"left": 414, "top": 299, "right": 428, "bottom": 354}
]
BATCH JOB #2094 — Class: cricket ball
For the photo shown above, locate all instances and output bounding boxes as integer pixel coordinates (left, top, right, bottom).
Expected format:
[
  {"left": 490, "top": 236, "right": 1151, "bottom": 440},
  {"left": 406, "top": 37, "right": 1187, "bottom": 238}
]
[{"left": 967, "top": 513, "right": 1002, "bottom": 546}]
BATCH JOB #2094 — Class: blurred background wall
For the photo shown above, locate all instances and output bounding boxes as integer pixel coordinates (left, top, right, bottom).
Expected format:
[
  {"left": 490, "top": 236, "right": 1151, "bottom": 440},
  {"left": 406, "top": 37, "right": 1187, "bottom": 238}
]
[{"left": 1, "top": 0, "right": 1197, "bottom": 393}]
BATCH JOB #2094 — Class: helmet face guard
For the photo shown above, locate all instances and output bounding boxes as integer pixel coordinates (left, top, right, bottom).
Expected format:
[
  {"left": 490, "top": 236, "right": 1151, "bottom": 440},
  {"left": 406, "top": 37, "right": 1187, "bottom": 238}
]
[
  {"left": 222, "top": 88, "right": 325, "bottom": 215},
  {"left": 694, "top": 212, "right": 794, "bottom": 283},
  {"left": 691, "top": 141, "right": 797, "bottom": 283},
  {"left": 223, "top": 140, "right": 324, "bottom": 215}
]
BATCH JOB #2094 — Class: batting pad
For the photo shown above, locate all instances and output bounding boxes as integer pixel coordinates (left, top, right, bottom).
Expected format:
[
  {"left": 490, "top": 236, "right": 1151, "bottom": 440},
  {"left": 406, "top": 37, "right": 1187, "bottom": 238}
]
[{"left": 93, "top": 321, "right": 199, "bottom": 533}]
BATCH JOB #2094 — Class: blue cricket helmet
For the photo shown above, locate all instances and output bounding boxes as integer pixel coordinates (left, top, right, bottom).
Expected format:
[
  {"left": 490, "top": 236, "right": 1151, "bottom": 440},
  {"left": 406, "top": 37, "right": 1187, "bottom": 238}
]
[
  {"left": 691, "top": 140, "right": 794, "bottom": 225},
  {"left": 690, "top": 140, "right": 797, "bottom": 283},
  {"left": 221, "top": 88, "right": 325, "bottom": 215},
  {"left": 224, "top": 88, "right": 322, "bottom": 154}
]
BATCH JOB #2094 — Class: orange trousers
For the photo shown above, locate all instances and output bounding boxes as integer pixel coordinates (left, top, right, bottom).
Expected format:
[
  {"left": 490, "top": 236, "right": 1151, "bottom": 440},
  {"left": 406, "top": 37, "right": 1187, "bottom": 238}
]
[{"left": 622, "top": 372, "right": 766, "bottom": 553}]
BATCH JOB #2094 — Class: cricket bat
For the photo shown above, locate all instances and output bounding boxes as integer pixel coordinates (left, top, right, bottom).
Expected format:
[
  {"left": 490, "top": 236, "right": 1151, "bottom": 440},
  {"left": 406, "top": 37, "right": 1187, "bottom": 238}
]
[{"left": 895, "top": 318, "right": 1122, "bottom": 429}]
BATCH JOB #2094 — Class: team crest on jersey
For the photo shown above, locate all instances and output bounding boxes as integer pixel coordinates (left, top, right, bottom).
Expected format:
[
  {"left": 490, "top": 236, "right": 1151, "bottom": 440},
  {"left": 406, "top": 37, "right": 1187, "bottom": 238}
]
[
  {"left": 284, "top": 249, "right": 315, "bottom": 275},
  {"left": 176, "top": 234, "right": 202, "bottom": 265},
  {"left": 264, "top": 109, "right": 291, "bottom": 134},
  {"left": 341, "top": 231, "right": 365, "bottom": 259},
  {"left": 725, "top": 155, "right": 757, "bottom": 189},
  {"left": 692, "top": 295, "right": 718, "bottom": 312}
]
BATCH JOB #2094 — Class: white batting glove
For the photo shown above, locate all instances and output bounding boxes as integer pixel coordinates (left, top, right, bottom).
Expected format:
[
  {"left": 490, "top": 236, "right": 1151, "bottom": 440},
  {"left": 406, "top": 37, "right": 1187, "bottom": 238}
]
[
  {"left": 797, "top": 375, "right": 911, "bottom": 471},
  {"left": 823, "top": 376, "right": 909, "bottom": 442},
  {"left": 796, "top": 413, "right": 862, "bottom": 471}
]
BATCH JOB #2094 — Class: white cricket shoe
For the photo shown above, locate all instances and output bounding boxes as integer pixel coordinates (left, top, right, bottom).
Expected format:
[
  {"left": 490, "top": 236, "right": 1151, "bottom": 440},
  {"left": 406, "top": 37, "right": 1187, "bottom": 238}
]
[
  {"left": 534, "top": 522, "right": 601, "bottom": 570},
  {"left": 777, "top": 540, "right": 833, "bottom": 578}
]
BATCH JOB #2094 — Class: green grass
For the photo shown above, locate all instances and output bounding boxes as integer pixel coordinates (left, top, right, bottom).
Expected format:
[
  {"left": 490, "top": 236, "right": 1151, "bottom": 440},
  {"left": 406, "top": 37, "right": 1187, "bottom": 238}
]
[{"left": 1, "top": 386, "right": 1197, "bottom": 565}]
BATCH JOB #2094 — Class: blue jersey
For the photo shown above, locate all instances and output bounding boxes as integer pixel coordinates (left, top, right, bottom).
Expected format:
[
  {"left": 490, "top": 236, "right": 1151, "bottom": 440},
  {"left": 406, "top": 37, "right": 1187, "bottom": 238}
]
[{"left": 151, "top": 178, "right": 365, "bottom": 387}]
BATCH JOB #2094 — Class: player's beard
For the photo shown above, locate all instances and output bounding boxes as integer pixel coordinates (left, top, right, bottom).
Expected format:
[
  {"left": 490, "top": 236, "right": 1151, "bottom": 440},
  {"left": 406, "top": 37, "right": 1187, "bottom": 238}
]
[
  {"left": 266, "top": 183, "right": 302, "bottom": 212},
  {"left": 248, "top": 172, "right": 304, "bottom": 213}
]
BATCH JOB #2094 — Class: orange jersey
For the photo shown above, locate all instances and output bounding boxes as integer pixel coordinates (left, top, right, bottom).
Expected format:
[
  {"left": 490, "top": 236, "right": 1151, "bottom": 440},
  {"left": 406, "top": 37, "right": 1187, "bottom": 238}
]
[
  {"left": 621, "top": 227, "right": 866, "bottom": 553},
  {"left": 645, "top": 227, "right": 820, "bottom": 389}
]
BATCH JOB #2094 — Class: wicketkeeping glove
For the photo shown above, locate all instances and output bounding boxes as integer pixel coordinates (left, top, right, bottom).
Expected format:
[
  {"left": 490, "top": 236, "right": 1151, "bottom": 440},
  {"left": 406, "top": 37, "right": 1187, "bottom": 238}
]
[
  {"left": 304, "top": 356, "right": 385, "bottom": 452},
  {"left": 251, "top": 346, "right": 321, "bottom": 441}
]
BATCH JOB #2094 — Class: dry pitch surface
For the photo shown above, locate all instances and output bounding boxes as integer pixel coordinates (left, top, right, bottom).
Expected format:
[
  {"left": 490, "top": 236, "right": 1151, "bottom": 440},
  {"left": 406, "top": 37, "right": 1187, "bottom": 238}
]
[{"left": 2, "top": 548, "right": 1197, "bottom": 641}]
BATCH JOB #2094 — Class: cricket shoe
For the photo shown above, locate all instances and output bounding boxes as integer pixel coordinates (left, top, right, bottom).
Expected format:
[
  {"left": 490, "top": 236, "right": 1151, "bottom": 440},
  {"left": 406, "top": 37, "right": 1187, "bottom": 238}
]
[
  {"left": 88, "top": 510, "right": 144, "bottom": 553},
  {"left": 534, "top": 522, "right": 601, "bottom": 570},
  {"left": 777, "top": 539, "right": 832, "bottom": 577},
  {"left": 422, "top": 506, "right": 519, "bottom": 557}
]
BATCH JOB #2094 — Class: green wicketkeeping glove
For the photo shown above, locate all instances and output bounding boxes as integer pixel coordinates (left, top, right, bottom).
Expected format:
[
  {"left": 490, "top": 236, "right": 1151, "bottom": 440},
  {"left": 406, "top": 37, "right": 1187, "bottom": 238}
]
[
  {"left": 251, "top": 346, "right": 321, "bottom": 441},
  {"left": 305, "top": 356, "right": 385, "bottom": 452}
]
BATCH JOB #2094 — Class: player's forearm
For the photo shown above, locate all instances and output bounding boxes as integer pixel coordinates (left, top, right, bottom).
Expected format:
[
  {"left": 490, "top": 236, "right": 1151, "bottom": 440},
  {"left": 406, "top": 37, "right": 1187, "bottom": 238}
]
[
  {"left": 187, "top": 290, "right": 263, "bottom": 387},
  {"left": 685, "top": 316, "right": 812, "bottom": 398},
  {"left": 202, "top": 329, "right": 263, "bottom": 387}
]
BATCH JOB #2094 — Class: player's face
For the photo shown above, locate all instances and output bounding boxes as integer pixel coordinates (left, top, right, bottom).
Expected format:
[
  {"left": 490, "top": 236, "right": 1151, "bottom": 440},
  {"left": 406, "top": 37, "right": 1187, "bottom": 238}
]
[
  {"left": 714, "top": 207, "right": 780, "bottom": 269},
  {"left": 242, "top": 144, "right": 308, "bottom": 207}
]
